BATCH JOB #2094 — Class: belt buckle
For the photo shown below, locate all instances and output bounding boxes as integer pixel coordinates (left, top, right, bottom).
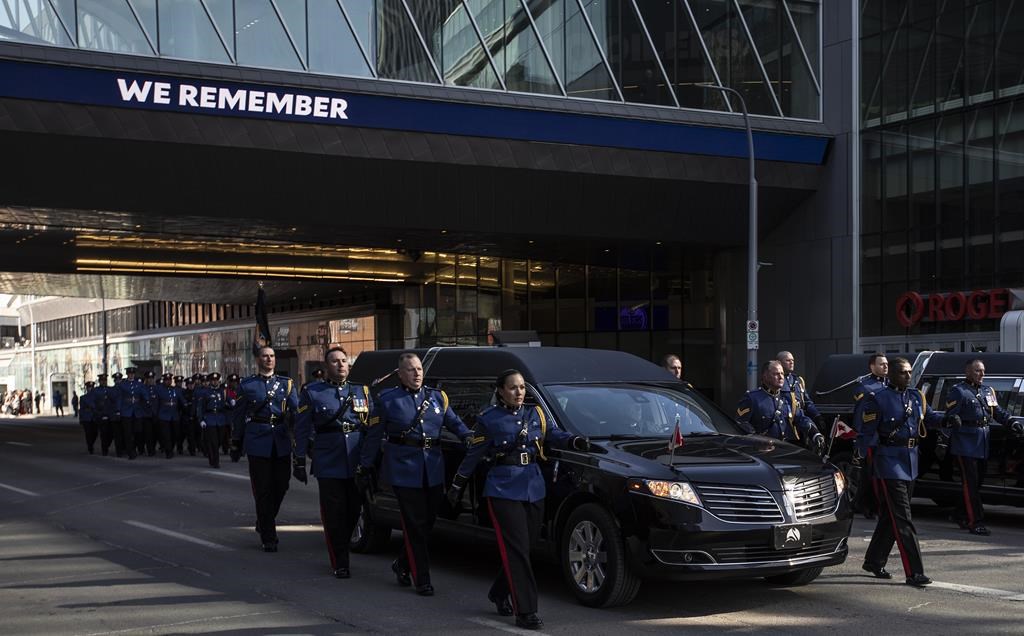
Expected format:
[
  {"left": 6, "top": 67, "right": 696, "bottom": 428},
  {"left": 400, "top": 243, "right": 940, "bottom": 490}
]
[
  {"left": 908, "top": 438, "right": 916, "bottom": 449},
  {"left": 423, "top": 437, "right": 432, "bottom": 449},
  {"left": 520, "top": 452, "right": 529, "bottom": 465},
  {"left": 342, "top": 422, "right": 354, "bottom": 434}
]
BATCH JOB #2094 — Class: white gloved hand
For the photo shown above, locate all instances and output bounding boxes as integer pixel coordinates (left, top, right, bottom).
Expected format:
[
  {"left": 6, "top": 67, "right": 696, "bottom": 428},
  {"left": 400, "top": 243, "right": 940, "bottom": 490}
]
[{"left": 200, "top": 420, "right": 207, "bottom": 428}]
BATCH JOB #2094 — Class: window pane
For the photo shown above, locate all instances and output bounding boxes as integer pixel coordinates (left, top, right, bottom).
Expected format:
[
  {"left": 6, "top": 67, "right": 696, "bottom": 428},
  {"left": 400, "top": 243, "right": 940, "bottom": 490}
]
[
  {"left": 309, "top": 0, "right": 374, "bottom": 76},
  {"left": 725, "top": 0, "right": 779, "bottom": 115},
  {"left": 562, "top": 0, "right": 619, "bottom": 101},
  {"left": 558, "top": 263, "right": 587, "bottom": 331},
  {"left": 437, "top": 1, "right": 502, "bottom": 88},
  {"left": 78, "top": 0, "right": 154, "bottom": 54},
  {"left": 967, "top": 108, "right": 995, "bottom": 278},
  {"left": 236, "top": 0, "right": 303, "bottom": 70},
  {"left": 908, "top": 17, "right": 935, "bottom": 117},
  {"left": 530, "top": 261, "right": 556, "bottom": 332},
  {"left": 936, "top": 0, "right": 965, "bottom": 110},
  {"left": 966, "top": 0, "right": 995, "bottom": 105},
  {"left": 501, "top": 0, "right": 562, "bottom": 95},
  {"left": 882, "top": 26, "right": 908, "bottom": 122},
  {"left": 863, "top": 131, "right": 884, "bottom": 234},
  {"left": 501, "top": 260, "right": 529, "bottom": 330},
  {"left": 996, "top": 0, "right": 1024, "bottom": 98},
  {"left": 937, "top": 113, "right": 965, "bottom": 280},
  {"left": 377, "top": 0, "right": 440, "bottom": 82},
  {"left": 158, "top": 0, "right": 231, "bottom": 64},
  {"left": 588, "top": 0, "right": 676, "bottom": 106},
  {"left": 780, "top": 0, "right": 819, "bottom": 118},
  {"left": 0, "top": 0, "right": 75, "bottom": 47},
  {"left": 589, "top": 266, "right": 616, "bottom": 331},
  {"left": 619, "top": 267, "right": 650, "bottom": 331},
  {"left": 883, "top": 127, "right": 909, "bottom": 231}
]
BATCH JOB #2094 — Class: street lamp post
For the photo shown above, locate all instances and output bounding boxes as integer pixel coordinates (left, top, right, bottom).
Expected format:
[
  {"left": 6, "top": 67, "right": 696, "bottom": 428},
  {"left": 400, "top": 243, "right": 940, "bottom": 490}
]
[{"left": 700, "top": 84, "right": 759, "bottom": 391}]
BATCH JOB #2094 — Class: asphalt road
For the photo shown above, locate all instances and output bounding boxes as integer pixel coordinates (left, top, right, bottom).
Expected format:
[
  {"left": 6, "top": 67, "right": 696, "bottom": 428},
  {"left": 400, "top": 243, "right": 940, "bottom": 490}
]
[{"left": 1, "top": 416, "right": 1022, "bottom": 635}]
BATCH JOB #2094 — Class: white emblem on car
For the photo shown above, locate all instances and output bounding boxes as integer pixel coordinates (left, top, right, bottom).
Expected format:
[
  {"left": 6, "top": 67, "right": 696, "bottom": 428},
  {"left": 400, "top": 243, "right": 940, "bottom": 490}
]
[{"left": 786, "top": 528, "right": 802, "bottom": 543}]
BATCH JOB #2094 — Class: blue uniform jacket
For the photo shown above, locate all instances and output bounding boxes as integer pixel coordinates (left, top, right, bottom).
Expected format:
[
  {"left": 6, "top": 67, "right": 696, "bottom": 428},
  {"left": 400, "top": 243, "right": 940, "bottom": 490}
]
[
  {"left": 79, "top": 389, "right": 96, "bottom": 423},
  {"left": 943, "top": 381, "right": 1012, "bottom": 459},
  {"left": 94, "top": 386, "right": 121, "bottom": 421},
  {"left": 154, "top": 385, "right": 184, "bottom": 422},
  {"left": 116, "top": 379, "right": 142, "bottom": 418},
  {"left": 197, "top": 387, "right": 230, "bottom": 428},
  {"left": 134, "top": 383, "right": 157, "bottom": 418},
  {"left": 861, "top": 386, "right": 945, "bottom": 481},
  {"left": 360, "top": 385, "right": 471, "bottom": 488},
  {"left": 231, "top": 374, "right": 299, "bottom": 458},
  {"left": 454, "top": 404, "right": 573, "bottom": 503},
  {"left": 782, "top": 373, "right": 821, "bottom": 420},
  {"left": 736, "top": 388, "right": 817, "bottom": 442},
  {"left": 295, "top": 381, "right": 373, "bottom": 479},
  {"left": 852, "top": 374, "right": 889, "bottom": 455}
]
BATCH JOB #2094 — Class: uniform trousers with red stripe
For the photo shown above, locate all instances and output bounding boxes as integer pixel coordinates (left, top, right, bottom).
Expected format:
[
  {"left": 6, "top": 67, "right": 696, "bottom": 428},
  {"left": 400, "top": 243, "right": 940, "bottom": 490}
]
[
  {"left": 393, "top": 484, "right": 442, "bottom": 586},
  {"left": 864, "top": 478, "right": 925, "bottom": 577},
  {"left": 487, "top": 498, "right": 543, "bottom": 616},
  {"left": 954, "top": 455, "right": 987, "bottom": 528},
  {"left": 852, "top": 447, "right": 880, "bottom": 514},
  {"left": 318, "top": 477, "right": 361, "bottom": 570}
]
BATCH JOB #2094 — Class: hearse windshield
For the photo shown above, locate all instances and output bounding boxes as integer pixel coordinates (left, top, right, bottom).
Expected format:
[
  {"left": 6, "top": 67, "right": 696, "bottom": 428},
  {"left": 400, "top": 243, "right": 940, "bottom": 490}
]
[{"left": 546, "top": 383, "right": 743, "bottom": 438}]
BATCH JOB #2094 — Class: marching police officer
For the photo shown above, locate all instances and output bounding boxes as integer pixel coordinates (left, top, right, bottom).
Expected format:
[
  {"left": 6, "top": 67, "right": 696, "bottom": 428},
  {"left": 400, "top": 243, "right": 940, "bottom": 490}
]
[
  {"left": 115, "top": 368, "right": 140, "bottom": 460},
  {"left": 943, "top": 359, "right": 1023, "bottom": 535},
  {"left": 197, "top": 373, "right": 228, "bottom": 468},
  {"left": 181, "top": 376, "right": 198, "bottom": 457},
  {"left": 231, "top": 346, "right": 300, "bottom": 552},
  {"left": 155, "top": 373, "right": 185, "bottom": 459},
  {"left": 447, "top": 369, "right": 589, "bottom": 630},
  {"left": 135, "top": 371, "right": 158, "bottom": 456},
  {"left": 778, "top": 351, "right": 822, "bottom": 423},
  {"left": 736, "top": 360, "right": 824, "bottom": 454},
  {"left": 294, "top": 347, "right": 373, "bottom": 578},
  {"left": 94, "top": 374, "right": 120, "bottom": 456},
  {"left": 110, "top": 372, "right": 130, "bottom": 457},
  {"left": 358, "top": 352, "right": 472, "bottom": 595},
  {"left": 861, "top": 357, "right": 945, "bottom": 586},
  {"left": 851, "top": 354, "right": 889, "bottom": 518},
  {"left": 224, "top": 373, "right": 241, "bottom": 455},
  {"left": 79, "top": 381, "right": 98, "bottom": 454}
]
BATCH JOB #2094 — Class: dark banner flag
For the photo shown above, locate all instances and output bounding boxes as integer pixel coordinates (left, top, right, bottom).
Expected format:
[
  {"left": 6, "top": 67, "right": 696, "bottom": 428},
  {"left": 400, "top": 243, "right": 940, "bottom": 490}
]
[{"left": 253, "top": 285, "right": 272, "bottom": 356}]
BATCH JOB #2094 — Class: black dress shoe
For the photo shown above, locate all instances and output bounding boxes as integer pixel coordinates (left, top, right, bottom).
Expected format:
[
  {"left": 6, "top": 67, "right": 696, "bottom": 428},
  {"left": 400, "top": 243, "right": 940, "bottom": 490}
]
[
  {"left": 415, "top": 584, "right": 434, "bottom": 596},
  {"left": 515, "top": 614, "right": 544, "bottom": 630},
  {"left": 969, "top": 525, "right": 991, "bottom": 536},
  {"left": 333, "top": 567, "right": 351, "bottom": 579},
  {"left": 862, "top": 564, "right": 892, "bottom": 579},
  {"left": 391, "top": 560, "right": 411, "bottom": 587},
  {"left": 906, "top": 574, "right": 932, "bottom": 587},
  {"left": 487, "top": 592, "right": 513, "bottom": 616}
]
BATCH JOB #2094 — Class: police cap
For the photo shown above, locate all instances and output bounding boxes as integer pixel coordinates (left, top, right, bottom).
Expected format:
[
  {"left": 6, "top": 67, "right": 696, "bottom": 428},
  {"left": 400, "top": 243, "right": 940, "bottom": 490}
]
[
  {"left": 313, "top": 368, "right": 325, "bottom": 378},
  {"left": 185, "top": 377, "right": 195, "bottom": 385},
  {"left": 228, "top": 373, "right": 240, "bottom": 382},
  {"left": 97, "top": 373, "right": 108, "bottom": 379},
  {"left": 84, "top": 381, "right": 95, "bottom": 388},
  {"left": 113, "top": 372, "right": 123, "bottom": 380},
  {"left": 173, "top": 375, "right": 184, "bottom": 382},
  {"left": 143, "top": 370, "right": 155, "bottom": 379},
  {"left": 125, "top": 367, "right": 137, "bottom": 374},
  {"left": 161, "top": 373, "right": 173, "bottom": 381},
  {"left": 208, "top": 372, "right": 222, "bottom": 382}
]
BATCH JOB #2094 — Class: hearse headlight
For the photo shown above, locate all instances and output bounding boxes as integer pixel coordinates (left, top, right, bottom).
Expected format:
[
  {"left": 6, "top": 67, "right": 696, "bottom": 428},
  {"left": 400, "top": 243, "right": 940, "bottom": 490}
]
[
  {"left": 834, "top": 470, "right": 846, "bottom": 497},
  {"left": 630, "top": 478, "right": 701, "bottom": 506}
]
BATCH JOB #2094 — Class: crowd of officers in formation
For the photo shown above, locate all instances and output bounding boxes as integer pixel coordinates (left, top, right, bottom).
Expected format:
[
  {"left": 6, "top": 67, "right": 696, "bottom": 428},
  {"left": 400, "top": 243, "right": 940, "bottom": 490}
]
[{"left": 727, "top": 350, "right": 1023, "bottom": 588}]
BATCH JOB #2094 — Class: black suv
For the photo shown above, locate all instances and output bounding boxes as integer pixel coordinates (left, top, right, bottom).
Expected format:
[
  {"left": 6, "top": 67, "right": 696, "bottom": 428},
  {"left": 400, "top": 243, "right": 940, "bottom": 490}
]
[
  {"left": 813, "top": 352, "right": 1024, "bottom": 509},
  {"left": 349, "top": 347, "right": 852, "bottom": 607}
]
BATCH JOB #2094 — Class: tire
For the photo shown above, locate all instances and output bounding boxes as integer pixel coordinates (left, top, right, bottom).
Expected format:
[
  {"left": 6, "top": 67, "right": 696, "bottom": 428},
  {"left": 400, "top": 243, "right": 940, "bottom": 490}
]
[
  {"left": 350, "top": 501, "right": 391, "bottom": 554},
  {"left": 560, "top": 503, "right": 641, "bottom": 608},
  {"left": 764, "top": 566, "right": 823, "bottom": 586}
]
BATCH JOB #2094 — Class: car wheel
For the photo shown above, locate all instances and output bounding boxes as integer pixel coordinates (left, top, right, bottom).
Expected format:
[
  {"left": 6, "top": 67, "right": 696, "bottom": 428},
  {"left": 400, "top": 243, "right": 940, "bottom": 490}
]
[
  {"left": 350, "top": 502, "right": 391, "bottom": 553},
  {"left": 764, "top": 566, "right": 823, "bottom": 586},
  {"left": 561, "top": 503, "right": 640, "bottom": 608}
]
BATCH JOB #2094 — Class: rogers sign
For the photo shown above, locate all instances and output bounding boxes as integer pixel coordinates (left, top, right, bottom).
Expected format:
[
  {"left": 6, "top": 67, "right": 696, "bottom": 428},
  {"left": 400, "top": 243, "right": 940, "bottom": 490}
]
[{"left": 895, "top": 288, "right": 1009, "bottom": 328}]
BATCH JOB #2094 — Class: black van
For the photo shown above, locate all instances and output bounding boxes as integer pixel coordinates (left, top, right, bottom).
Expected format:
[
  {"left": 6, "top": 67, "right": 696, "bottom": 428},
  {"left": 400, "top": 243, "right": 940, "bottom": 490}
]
[
  {"left": 812, "top": 352, "right": 1024, "bottom": 509},
  {"left": 349, "top": 347, "right": 852, "bottom": 608}
]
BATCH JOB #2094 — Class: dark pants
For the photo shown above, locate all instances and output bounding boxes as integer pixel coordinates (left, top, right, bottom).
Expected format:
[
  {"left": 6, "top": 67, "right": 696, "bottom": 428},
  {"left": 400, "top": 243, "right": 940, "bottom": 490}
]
[
  {"left": 55, "top": 406, "right": 64, "bottom": 416},
  {"left": 393, "top": 484, "right": 443, "bottom": 586},
  {"left": 81, "top": 419, "right": 98, "bottom": 453},
  {"left": 140, "top": 417, "right": 158, "bottom": 455},
  {"left": 118, "top": 417, "right": 136, "bottom": 458},
  {"left": 158, "top": 419, "right": 177, "bottom": 458},
  {"left": 318, "top": 477, "right": 361, "bottom": 570},
  {"left": 99, "top": 418, "right": 115, "bottom": 455},
  {"left": 487, "top": 497, "right": 543, "bottom": 616},
  {"left": 248, "top": 452, "right": 291, "bottom": 545},
  {"left": 131, "top": 416, "right": 146, "bottom": 455},
  {"left": 955, "top": 455, "right": 987, "bottom": 528},
  {"left": 178, "top": 417, "right": 197, "bottom": 454},
  {"left": 111, "top": 417, "right": 128, "bottom": 456},
  {"left": 852, "top": 447, "right": 880, "bottom": 515},
  {"left": 203, "top": 426, "right": 222, "bottom": 468},
  {"left": 865, "top": 478, "right": 925, "bottom": 577}
]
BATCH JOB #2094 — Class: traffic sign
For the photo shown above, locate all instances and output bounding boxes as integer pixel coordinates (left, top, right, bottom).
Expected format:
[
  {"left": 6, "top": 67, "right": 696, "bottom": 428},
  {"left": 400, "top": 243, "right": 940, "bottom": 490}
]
[{"left": 746, "top": 320, "right": 759, "bottom": 350}]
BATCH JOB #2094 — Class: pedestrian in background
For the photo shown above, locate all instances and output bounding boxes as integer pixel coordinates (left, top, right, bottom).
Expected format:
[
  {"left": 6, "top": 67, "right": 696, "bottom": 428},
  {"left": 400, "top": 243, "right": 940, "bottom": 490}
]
[
  {"left": 71, "top": 390, "right": 79, "bottom": 417},
  {"left": 53, "top": 388, "right": 64, "bottom": 416},
  {"left": 661, "top": 354, "right": 682, "bottom": 380}
]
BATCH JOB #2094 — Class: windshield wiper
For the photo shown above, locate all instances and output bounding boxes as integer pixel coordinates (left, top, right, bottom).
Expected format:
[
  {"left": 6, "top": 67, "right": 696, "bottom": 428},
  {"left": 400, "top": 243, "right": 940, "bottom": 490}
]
[
  {"left": 685, "top": 431, "right": 720, "bottom": 437},
  {"left": 589, "top": 434, "right": 646, "bottom": 440}
]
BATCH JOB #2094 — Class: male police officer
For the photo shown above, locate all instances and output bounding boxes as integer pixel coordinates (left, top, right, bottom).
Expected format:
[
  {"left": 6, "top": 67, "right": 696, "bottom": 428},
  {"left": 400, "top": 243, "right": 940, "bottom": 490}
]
[
  {"left": 115, "top": 368, "right": 140, "bottom": 460},
  {"left": 181, "top": 376, "right": 197, "bottom": 457},
  {"left": 135, "top": 371, "right": 158, "bottom": 456},
  {"left": 79, "top": 381, "right": 98, "bottom": 454},
  {"left": 197, "top": 372, "right": 228, "bottom": 469},
  {"left": 155, "top": 373, "right": 185, "bottom": 459},
  {"left": 736, "top": 360, "right": 824, "bottom": 454},
  {"left": 94, "top": 374, "right": 120, "bottom": 456},
  {"left": 861, "top": 357, "right": 945, "bottom": 586},
  {"left": 778, "top": 351, "right": 822, "bottom": 423},
  {"left": 662, "top": 354, "right": 682, "bottom": 380},
  {"left": 358, "top": 352, "right": 472, "bottom": 595},
  {"left": 851, "top": 354, "right": 890, "bottom": 518},
  {"left": 231, "top": 346, "right": 300, "bottom": 552},
  {"left": 224, "top": 373, "right": 241, "bottom": 455},
  {"left": 295, "top": 347, "right": 373, "bottom": 579},
  {"left": 943, "top": 359, "right": 1023, "bottom": 535}
]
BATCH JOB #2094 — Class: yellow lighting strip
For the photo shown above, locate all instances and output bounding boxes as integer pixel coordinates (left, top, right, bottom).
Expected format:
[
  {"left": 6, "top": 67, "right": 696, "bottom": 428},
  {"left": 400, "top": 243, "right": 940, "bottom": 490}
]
[
  {"left": 75, "top": 259, "right": 406, "bottom": 283},
  {"left": 75, "top": 235, "right": 404, "bottom": 261}
]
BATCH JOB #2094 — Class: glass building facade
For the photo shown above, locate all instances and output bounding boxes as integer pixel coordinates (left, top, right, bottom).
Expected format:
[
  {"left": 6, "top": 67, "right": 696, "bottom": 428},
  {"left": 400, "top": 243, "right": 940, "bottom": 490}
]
[
  {"left": 860, "top": 0, "right": 1024, "bottom": 349},
  {"left": 0, "top": 0, "right": 822, "bottom": 118}
]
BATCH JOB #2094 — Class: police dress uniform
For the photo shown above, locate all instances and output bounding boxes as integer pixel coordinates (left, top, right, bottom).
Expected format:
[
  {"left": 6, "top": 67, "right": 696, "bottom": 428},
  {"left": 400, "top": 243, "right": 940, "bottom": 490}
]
[
  {"left": 782, "top": 372, "right": 821, "bottom": 421},
  {"left": 79, "top": 382, "right": 98, "bottom": 454},
  {"left": 231, "top": 372, "right": 300, "bottom": 550},
  {"left": 943, "top": 381, "right": 1013, "bottom": 534},
  {"left": 294, "top": 379, "right": 373, "bottom": 576},
  {"left": 197, "top": 375, "right": 228, "bottom": 468},
  {"left": 115, "top": 371, "right": 140, "bottom": 459},
  {"left": 180, "top": 380, "right": 197, "bottom": 456},
  {"left": 861, "top": 385, "right": 944, "bottom": 584},
  {"left": 134, "top": 375, "right": 158, "bottom": 455},
  {"left": 154, "top": 378, "right": 185, "bottom": 459},
  {"left": 851, "top": 373, "right": 889, "bottom": 516},
  {"left": 223, "top": 375, "right": 240, "bottom": 454},
  {"left": 359, "top": 385, "right": 471, "bottom": 592},
  {"left": 193, "top": 379, "right": 211, "bottom": 457},
  {"left": 735, "top": 387, "right": 819, "bottom": 444},
  {"left": 94, "top": 376, "right": 121, "bottom": 456},
  {"left": 451, "top": 403, "right": 580, "bottom": 623}
]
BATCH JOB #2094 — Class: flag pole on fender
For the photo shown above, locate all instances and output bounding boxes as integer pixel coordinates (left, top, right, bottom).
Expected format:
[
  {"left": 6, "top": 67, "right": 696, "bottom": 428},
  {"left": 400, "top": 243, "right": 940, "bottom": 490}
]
[{"left": 668, "top": 414, "right": 683, "bottom": 465}]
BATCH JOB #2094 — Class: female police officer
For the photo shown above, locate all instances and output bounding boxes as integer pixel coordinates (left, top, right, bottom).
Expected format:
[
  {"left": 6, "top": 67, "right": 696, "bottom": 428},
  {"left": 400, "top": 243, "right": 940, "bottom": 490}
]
[{"left": 447, "top": 369, "right": 589, "bottom": 630}]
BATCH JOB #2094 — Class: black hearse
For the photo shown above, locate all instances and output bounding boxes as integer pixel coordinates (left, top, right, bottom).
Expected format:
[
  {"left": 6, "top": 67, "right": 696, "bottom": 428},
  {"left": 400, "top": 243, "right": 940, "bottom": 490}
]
[
  {"left": 812, "top": 352, "right": 1024, "bottom": 508},
  {"left": 349, "top": 347, "right": 852, "bottom": 607}
]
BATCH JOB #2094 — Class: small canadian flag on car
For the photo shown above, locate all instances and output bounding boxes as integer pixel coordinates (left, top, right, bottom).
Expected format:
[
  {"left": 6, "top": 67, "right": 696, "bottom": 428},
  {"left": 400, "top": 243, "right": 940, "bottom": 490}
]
[
  {"left": 668, "top": 416, "right": 684, "bottom": 451},
  {"left": 830, "top": 416, "right": 857, "bottom": 440}
]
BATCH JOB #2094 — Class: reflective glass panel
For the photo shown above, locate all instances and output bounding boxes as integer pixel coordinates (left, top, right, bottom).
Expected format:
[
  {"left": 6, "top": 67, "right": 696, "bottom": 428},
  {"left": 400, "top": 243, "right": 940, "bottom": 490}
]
[
  {"left": 882, "top": 26, "right": 908, "bottom": 123},
  {"left": 586, "top": 0, "right": 675, "bottom": 105},
  {"left": 343, "top": 0, "right": 376, "bottom": 59},
  {"left": 308, "top": 0, "right": 374, "bottom": 76},
  {"left": 935, "top": 0, "right": 965, "bottom": 109},
  {"left": 376, "top": 0, "right": 440, "bottom": 83},
  {"left": 737, "top": 0, "right": 781, "bottom": 102},
  {"left": 274, "top": 0, "right": 308, "bottom": 66},
  {"left": 530, "top": 0, "right": 565, "bottom": 88},
  {"left": 996, "top": 0, "right": 1024, "bottom": 98},
  {"left": 78, "top": 0, "right": 153, "bottom": 54},
  {"left": 562, "top": 0, "right": 618, "bottom": 101},
  {"left": 51, "top": 0, "right": 76, "bottom": 34},
  {"left": 966, "top": 107, "right": 995, "bottom": 276},
  {"left": 438, "top": 1, "right": 502, "bottom": 88},
  {"left": 0, "top": 0, "right": 74, "bottom": 47},
  {"left": 502, "top": 0, "right": 562, "bottom": 95},
  {"left": 158, "top": 0, "right": 231, "bottom": 64},
  {"left": 236, "top": 0, "right": 304, "bottom": 70},
  {"left": 966, "top": 0, "right": 995, "bottom": 105},
  {"left": 726, "top": 0, "right": 778, "bottom": 115},
  {"left": 997, "top": 100, "right": 1024, "bottom": 279},
  {"left": 635, "top": 0, "right": 722, "bottom": 110},
  {"left": 131, "top": 0, "right": 158, "bottom": 47},
  {"left": 779, "top": 0, "right": 818, "bottom": 118},
  {"left": 466, "top": 0, "right": 506, "bottom": 78},
  {"left": 908, "top": 16, "right": 935, "bottom": 118}
]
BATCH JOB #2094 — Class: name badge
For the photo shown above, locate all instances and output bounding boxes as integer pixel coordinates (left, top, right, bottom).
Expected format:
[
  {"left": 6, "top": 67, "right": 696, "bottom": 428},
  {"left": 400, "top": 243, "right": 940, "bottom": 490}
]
[{"left": 352, "top": 398, "right": 368, "bottom": 413}]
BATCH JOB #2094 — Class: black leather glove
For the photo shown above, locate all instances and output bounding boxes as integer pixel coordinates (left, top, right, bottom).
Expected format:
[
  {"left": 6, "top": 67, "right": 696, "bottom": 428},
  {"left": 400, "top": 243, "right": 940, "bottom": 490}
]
[
  {"left": 446, "top": 473, "right": 468, "bottom": 509},
  {"left": 1011, "top": 420, "right": 1024, "bottom": 436},
  {"left": 292, "top": 456, "right": 308, "bottom": 484},
  {"left": 229, "top": 439, "right": 243, "bottom": 462},
  {"left": 571, "top": 436, "right": 591, "bottom": 452},
  {"left": 811, "top": 433, "right": 826, "bottom": 457},
  {"left": 945, "top": 413, "right": 962, "bottom": 429},
  {"left": 354, "top": 464, "right": 374, "bottom": 495}
]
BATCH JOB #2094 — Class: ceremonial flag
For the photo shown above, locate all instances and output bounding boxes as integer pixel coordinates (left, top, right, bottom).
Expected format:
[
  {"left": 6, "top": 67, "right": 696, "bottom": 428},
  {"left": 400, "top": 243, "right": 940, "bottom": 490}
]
[
  {"left": 830, "top": 416, "right": 857, "bottom": 441},
  {"left": 252, "top": 284, "right": 272, "bottom": 356}
]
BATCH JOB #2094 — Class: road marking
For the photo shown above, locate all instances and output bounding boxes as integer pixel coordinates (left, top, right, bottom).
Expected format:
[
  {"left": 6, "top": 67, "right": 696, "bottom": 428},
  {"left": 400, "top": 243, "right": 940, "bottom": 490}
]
[
  {"left": 204, "top": 470, "right": 249, "bottom": 480},
  {"left": 930, "top": 581, "right": 1024, "bottom": 601},
  {"left": 466, "top": 617, "right": 548, "bottom": 635},
  {"left": 0, "top": 482, "right": 39, "bottom": 496},
  {"left": 5, "top": 441, "right": 31, "bottom": 446},
  {"left": 124, "top": 520, "right": 232, "bottom": 551}
]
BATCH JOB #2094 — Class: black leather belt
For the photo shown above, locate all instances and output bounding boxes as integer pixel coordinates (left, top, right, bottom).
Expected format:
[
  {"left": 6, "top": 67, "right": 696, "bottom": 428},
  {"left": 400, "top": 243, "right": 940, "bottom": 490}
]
[
  {"left": 961, "top": 420, "right": 989, "bottom": 428},
  {"left": 881, "top": 437, "right": 917, "bottom": 448},
  {"left": 497, "top": 452, "right": 534, "bottom": 466},
  {"left": 387, "top": 435, "right": 439, "bottom": 448},
  {"left": 317, "top": 422, "right": 361, "bottom": 434}
]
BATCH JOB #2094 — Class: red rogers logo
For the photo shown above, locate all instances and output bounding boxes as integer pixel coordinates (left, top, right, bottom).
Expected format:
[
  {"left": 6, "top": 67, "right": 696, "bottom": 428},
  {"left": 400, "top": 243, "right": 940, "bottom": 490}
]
[{"left": 895, "top": 289, "right": 1009, "bottom": 328}]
